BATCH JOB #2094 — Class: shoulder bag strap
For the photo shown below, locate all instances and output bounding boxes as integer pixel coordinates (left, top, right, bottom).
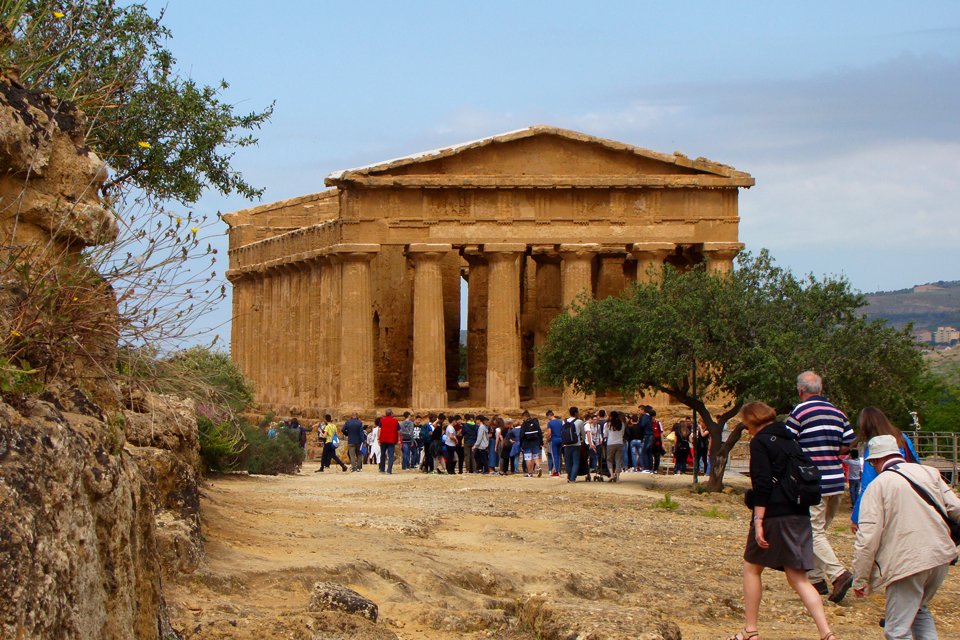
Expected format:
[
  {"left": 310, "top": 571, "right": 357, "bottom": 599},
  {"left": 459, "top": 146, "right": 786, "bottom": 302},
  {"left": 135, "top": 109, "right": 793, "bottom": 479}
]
[{"left": 887, "top": 468, "right": 953, "bottom": 529}]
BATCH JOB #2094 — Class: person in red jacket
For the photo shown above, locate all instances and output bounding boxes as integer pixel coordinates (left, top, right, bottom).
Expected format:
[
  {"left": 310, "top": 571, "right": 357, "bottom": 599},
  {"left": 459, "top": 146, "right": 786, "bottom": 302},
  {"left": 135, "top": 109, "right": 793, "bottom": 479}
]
[{"left": 378, "top": 408, "right": 400, "bottom": 474}]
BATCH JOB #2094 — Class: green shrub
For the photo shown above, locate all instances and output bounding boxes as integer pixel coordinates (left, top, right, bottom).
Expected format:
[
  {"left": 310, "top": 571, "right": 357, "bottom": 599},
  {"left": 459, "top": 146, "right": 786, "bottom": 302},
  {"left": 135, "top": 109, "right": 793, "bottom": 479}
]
[
  {"left": 197, "top": 416, "right": 246, "bottom": 472},
  {"left": 652, "top": 493, "right": 679, "bottom": 510},
  {"left": 700, "top": 506, "right": 727, "bottom": 519},
  {"left": 238, "top": 421, "right": 303, "bottom": 475}
]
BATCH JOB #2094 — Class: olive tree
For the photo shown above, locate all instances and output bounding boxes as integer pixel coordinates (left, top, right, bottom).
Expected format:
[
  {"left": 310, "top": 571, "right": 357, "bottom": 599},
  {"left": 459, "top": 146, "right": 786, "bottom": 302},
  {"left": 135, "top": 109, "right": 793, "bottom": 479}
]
[{"left": 537, "top": 250, "right": 923, "bottom": 490}]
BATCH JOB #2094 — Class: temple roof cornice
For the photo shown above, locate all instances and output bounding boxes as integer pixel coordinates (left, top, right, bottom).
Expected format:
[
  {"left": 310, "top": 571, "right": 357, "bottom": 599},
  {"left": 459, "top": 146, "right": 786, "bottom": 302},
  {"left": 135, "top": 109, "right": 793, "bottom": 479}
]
[{"left": 333, "top": 174, "right": 754, "bottom": 189}]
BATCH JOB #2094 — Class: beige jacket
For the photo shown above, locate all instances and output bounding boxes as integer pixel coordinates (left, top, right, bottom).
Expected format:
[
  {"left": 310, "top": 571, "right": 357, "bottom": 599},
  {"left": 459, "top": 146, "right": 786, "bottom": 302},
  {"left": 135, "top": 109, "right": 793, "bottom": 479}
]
[{"left": 852, "top": 462, "right": 960, "bottom": 592}]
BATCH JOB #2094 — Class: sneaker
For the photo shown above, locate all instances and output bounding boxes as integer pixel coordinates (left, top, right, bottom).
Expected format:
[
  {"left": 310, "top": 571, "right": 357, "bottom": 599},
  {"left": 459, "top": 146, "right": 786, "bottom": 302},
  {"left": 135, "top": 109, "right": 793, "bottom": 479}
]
[
  {"left": 829, "top": 570, "right": 854, "bottom": 603},
  {"left": 811, "top": 580, "right": 829, "bottom": 596},
  {"left": 551, "top": 472, "right": 560, "bottom": 477}
]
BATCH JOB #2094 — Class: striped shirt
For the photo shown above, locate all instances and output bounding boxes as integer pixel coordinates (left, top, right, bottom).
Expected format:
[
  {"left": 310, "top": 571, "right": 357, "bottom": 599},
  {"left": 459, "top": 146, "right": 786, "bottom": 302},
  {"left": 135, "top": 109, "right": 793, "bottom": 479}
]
[{"left": 785, "top": 396, "right": 855, "bottom": 497}]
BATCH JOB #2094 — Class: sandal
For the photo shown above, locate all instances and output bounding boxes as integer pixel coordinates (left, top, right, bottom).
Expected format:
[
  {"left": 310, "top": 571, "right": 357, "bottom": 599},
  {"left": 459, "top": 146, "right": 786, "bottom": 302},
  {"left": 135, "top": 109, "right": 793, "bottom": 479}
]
[
  {"left": 821, "top": 634, "right": 836, "bottom": 640},
  {"left": 727, "top": 631, "right": 759, "bottom": 640}
]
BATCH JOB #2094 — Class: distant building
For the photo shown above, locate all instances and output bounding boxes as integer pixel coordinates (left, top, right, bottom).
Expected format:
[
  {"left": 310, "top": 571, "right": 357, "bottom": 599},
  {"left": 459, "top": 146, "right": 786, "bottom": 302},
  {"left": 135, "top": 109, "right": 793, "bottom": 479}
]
[
  {"left": 912, "top": 329, "right": 933, "bottom": 344},
  {"left": 935, "top": 326, "right": 959, "bottom": 345}
]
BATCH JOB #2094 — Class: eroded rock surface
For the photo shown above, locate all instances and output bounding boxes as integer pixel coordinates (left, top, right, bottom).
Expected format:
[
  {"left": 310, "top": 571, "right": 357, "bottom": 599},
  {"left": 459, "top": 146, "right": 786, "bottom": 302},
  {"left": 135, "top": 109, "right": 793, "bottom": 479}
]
[
  {"left": 308, "top": 581, "right": 379, "bottom": 622},
  {"left": 124, "top": 389, "right": 203, "bottom": 578},
  {"left": 0, "top": 397, "right": 166, "bottom": 639}
]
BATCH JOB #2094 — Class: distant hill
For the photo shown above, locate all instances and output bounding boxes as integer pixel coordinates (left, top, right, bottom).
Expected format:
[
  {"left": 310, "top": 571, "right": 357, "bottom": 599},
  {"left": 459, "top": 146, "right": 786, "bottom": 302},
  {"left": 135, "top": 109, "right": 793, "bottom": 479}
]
[
  {"left": 926, "top": 348, "right": 960, "bottom": 385},
  {"left": 862, "top": 280, "right": 960, "bottom": 332}
]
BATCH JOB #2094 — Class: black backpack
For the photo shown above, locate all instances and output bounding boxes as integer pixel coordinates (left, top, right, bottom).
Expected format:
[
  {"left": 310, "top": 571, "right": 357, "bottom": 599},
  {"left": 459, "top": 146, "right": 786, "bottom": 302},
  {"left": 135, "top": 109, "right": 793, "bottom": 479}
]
[
  {"left": 561, "top": 418, "right": 578, "bottom": 446},
  {"left": 521, "top": 419, "right": 541, "bottom": 444},
  {"left": 771, "top": 436, "right": 822, "bottom": 507}
]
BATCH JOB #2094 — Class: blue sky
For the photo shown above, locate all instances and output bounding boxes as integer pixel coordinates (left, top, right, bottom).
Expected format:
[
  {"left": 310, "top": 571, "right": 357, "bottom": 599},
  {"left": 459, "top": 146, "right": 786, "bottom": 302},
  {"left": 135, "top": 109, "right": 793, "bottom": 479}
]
[{"left": 144, "top": 1, "right": 960, "bottom": 344}]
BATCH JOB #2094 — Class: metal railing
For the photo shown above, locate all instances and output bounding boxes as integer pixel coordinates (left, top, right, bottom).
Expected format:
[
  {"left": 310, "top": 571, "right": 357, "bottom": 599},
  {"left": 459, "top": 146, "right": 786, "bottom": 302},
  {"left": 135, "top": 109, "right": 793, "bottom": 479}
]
[{"left": 905, "top": 431, "right": 959, "bottom": 485}]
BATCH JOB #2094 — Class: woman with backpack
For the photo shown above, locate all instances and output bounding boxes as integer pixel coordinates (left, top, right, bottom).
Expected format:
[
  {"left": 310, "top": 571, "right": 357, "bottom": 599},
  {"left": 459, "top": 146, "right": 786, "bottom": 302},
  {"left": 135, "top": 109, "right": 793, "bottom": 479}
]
[{"left": 730, "top": 401, "right": 835, "bottom": 640}]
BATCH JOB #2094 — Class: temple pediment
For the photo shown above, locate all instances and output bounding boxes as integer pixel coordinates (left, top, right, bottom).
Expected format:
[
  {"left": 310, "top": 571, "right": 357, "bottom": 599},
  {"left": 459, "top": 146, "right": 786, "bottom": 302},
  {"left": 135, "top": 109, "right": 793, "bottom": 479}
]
[{"left": 326, "top": 126, "right": 754, "bottom": 188}]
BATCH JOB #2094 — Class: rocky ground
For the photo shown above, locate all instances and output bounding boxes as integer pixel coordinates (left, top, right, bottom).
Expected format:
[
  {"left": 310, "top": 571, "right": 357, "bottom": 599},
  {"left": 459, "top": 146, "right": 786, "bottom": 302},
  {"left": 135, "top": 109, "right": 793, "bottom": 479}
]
[{"left": 167, "top": 462, "right": 960, "bottom": 640}]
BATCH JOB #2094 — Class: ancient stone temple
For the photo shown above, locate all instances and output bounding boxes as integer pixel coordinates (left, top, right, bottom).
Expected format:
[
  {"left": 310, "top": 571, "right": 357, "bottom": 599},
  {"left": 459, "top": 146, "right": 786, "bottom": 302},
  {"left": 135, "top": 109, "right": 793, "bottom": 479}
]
[{"left": 224, "top": 126, "right": 752, "bottom": 414}]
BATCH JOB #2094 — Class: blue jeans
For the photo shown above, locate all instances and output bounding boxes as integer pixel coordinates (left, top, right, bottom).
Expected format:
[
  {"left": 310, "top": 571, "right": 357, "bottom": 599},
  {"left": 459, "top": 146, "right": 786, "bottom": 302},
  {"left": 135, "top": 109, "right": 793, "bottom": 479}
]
[
  {"left": 379, "top": 443, "right": 396, "bottom": 473},
  {"left": 564, "top": 446, "right": 580, "bottom": 481},
  {"left": 640, "top": 434, "right": 653, "bottom": 470},
  {"left": 401, "top": 441, "right": 412, "bottom": 469},
  {"left": 848, "top": 480, "right": 861, "bottom": 505},
  {"left": 629, "top": 439, "right": 643, "bottom": 470},
  {"left": 550, "top": 440, "right": 563, "bottom": 474},
  {"left": 488, "top": 446, "right": 499, "bottom": 469}
]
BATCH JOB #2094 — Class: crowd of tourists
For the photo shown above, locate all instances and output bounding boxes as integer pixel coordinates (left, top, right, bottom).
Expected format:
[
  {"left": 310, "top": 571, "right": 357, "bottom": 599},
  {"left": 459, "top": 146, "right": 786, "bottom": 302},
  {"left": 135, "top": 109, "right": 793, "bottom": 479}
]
[
  {"left": 305, "top": 405, "right": 714, "bottom": 482},
  {"left": 728, "top": 370, "right": 960, "bottom": 640},
  {"left": 272, "top": 368, "right": 960, "bottom": 640}
]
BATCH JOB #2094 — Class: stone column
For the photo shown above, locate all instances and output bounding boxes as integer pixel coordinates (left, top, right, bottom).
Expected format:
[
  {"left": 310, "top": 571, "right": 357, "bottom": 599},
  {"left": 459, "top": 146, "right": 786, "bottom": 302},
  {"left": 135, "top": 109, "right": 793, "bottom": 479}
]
[
  {"left": 484, "top": 243, "right": 525, "bottom": 410},
  {"left": 304, "top": 259, "right": 322, "bottom": 413},
  {"left": 292, "top": 262, "right": 313, "bottom": 415},
  {"left": 318, "top": 255, "right": 342, "bottom": 409},
  {"left": 596, "top": 249, "right": 627, "bottom": 300},
  {"left": 228, "top": 271, "right": 242, "bottom": 369},
  {"left": 560, "top": 244, "right": 598, "bottom": 409},
  {"left": 703, "top": 242, "right": 743, "bottom": 276},
  {"left": 531, "top": 248, "right": 562, "bottom": 399},
  {"left": 249, "top": 270, "right": 264, "bottom": 396},
  {"left": 631, "top": 242, "right": 676, "bottom": 284},
  {"left": 463, "top": 248, "right": 488, "bottom": 402},
  {"left": 336, "top": 244, "right": 380, "bottom": 411},
  {"left": 278, "top": 263, "right": 295, "bottom": 412},
  {"left": 408, "top": 244, "right": 450, "bottom": 409},
  {"left": 260, "top": 267, "right": 278, "bottom": 406}
]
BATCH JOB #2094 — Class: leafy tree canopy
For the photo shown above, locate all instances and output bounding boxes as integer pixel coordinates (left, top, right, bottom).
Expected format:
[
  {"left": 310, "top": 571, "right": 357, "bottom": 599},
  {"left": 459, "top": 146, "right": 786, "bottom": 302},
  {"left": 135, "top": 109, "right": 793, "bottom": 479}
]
[
  {"left": 2, "top": 0, "right": 273, "bottom": 204},
  {"left": 537, "top": 250, "right": 925, "bottom": 488}
]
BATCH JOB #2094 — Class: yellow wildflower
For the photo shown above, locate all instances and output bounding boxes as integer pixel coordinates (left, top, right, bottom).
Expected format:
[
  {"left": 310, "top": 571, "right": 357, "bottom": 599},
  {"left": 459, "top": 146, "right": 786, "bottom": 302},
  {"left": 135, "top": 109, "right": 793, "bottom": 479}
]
[
  {"left": 72, "top": 296, "right": 78, "bottom": 302},
  {"left": 53, "top": 11, "right": 65, "bottom": 19},
  {"left": 190, "top": 227, "right": 199, "bottom": 234},
  {"left": 175, "top": 217, "right": 182, "bottom": 225},
  {"left": 10, "top": 329, "right": 22, "bottom": 337},
  {"left": 138, "top": 141, "right": 152, "bottom": 149}
]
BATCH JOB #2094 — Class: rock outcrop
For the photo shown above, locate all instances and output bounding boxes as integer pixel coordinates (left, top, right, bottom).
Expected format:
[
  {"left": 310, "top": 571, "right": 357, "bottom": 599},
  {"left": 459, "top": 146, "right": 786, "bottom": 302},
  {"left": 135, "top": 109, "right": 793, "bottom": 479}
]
[
  {"left": 123, "top": 389, "right": 203, "bottom": 578},
  {"left": 0, "top": 71, "right": 119, "bottom": 400},
  {"left": 0, "top": 72, "right": 200, "bottom": 640},
  {"left": 0, "top": 396, "right": 168, "bottom": 639},
  {"left": 308, "top": 582, "right": 379, "bottom": 622}
]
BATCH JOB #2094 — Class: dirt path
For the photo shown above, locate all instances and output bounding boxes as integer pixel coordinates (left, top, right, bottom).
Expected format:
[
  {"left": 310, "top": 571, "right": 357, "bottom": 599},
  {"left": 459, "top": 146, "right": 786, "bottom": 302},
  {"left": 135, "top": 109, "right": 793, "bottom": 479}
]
[{"left": 167, "top": 462, "right": 960, "bottom": 640}]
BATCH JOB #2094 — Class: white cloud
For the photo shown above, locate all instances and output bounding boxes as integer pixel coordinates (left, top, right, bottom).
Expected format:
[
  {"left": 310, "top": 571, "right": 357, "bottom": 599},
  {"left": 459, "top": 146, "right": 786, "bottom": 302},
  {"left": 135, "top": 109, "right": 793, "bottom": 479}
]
[{"left": 742, "top": 140, "right": 960, "bottom": 251}]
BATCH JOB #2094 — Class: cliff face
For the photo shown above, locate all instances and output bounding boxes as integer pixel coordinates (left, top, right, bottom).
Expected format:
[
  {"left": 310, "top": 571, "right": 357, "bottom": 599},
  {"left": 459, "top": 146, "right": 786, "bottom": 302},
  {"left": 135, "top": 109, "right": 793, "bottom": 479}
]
[
  {"left": 0, "top": 395, "right": 164, "bottom": 639},
  {"left": 0, "top": 74, "right": 200, "bottom": 639}
]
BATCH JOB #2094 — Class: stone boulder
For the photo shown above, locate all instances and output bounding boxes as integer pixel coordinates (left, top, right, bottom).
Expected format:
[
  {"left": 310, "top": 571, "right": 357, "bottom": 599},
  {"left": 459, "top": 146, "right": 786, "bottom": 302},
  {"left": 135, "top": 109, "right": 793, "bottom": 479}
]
[
  {"left": 0, "top": 397, "right": 171, "bottom": 639},
  {"left": 308, "top": 582, "right": 379, "bottom": 622}
]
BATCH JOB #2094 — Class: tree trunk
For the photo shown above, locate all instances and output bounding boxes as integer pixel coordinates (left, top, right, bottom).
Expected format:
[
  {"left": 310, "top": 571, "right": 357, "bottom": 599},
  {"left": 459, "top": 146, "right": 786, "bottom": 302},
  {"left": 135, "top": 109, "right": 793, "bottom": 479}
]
[{"left": 707, "top": 422, "right": 747, "bottom": 491}]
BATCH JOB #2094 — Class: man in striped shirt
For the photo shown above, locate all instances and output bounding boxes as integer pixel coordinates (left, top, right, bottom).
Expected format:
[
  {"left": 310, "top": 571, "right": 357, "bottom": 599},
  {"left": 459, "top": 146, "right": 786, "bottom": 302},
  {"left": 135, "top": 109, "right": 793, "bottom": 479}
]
[{"left": 786, "top": 371, "right": 856, "bottom": 603}]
